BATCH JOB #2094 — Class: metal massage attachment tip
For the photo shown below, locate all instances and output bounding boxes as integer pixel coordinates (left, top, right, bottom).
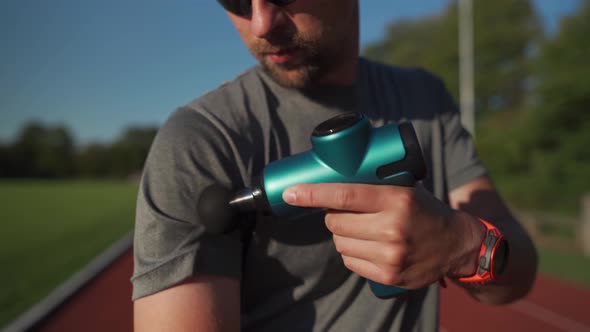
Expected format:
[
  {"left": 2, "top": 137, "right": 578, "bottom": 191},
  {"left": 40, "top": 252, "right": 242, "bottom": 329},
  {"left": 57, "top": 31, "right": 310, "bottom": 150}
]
[
  {"left": 198, "top": 184, "right": 265, "bottom": 234},
  {"left": 228, "top": 188, "right": 258, "bottom": 212}
]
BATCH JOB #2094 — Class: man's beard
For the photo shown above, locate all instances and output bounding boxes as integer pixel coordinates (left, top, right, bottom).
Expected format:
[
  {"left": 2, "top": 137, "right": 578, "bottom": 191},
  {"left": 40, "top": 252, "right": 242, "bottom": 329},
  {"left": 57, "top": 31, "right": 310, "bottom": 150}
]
[
  {"left": 261, "top": 58, "right": 321, "bottom": 89},
  {"left": 250, "top": 28, "right": 334, "bottom": 89}
]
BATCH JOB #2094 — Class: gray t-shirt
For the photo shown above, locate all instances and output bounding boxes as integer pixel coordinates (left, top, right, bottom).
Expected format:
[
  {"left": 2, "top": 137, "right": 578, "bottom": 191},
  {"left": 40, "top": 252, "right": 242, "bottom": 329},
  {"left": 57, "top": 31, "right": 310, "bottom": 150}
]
[{"left": 131, "top": 57, "right": 487, "bottom": 331}]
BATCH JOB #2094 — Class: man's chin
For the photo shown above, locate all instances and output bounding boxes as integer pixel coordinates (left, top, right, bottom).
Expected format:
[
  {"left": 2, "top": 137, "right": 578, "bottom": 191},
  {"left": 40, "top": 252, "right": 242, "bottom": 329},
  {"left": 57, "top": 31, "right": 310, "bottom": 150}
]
[{"left": 262, "top": 62, "right": 319, "bottom": 89}]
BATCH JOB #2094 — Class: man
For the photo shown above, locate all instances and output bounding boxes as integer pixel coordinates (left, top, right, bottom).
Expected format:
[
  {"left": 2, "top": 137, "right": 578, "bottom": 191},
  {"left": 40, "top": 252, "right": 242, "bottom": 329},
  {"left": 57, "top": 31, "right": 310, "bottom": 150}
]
[{"left": 132, "top": 1, "right": 538, "bottom": 331}]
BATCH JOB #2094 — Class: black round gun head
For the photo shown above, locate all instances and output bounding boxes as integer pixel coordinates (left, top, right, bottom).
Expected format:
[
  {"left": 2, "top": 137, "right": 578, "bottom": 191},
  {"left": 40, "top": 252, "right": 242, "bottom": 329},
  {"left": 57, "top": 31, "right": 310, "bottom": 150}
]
[
  {"left": 312, "top": 112, "right": 364, "bottom": 137},
  {"left": 198, "top": 184, "right": 237, "bottom": 234}
]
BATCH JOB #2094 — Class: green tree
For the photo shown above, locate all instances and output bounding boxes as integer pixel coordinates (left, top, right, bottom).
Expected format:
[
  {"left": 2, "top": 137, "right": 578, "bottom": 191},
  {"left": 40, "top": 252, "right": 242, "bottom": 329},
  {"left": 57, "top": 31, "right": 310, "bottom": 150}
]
[
  {"left": 364, "top": 11, "right": 459, "bottom": 96},
  {"left": 517, "top": 0, "right": 590, "bottom": 211},
  {"left": 0, "top": 143, "right": 15, "bottom": 177},
  {"left": 363, "top": 0, "right": 541, "bottom": 116},
  {"left": 76, "top": 143, "right": 113, "bottom": 178},
  {"left": 11, "top": 122, "right": 76, "bottom": 178},
  {"left": 107, "top": 127, "right": 158, "bottom": 178}
]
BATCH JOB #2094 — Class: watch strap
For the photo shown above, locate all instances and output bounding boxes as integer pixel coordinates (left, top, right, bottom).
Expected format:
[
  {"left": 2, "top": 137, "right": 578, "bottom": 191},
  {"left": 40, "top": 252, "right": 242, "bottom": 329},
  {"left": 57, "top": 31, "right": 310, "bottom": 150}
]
[{"left": 457, "top": 218, "right": 507, "bottom": 284}]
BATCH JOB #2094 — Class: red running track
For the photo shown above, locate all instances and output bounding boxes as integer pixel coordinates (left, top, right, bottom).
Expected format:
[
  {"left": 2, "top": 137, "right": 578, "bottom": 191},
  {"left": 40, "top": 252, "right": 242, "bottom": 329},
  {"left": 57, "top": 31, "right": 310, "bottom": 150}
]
[{"left": 35, "top": 249, "right": 590, "bottom": 332}]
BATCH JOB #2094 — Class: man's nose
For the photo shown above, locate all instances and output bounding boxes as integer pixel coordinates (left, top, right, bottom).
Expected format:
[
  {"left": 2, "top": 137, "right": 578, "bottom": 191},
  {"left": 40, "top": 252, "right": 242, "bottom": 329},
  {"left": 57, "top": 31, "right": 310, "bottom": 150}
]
[{"left": 250, "top": 0, "right": 285, "bottom": 38}]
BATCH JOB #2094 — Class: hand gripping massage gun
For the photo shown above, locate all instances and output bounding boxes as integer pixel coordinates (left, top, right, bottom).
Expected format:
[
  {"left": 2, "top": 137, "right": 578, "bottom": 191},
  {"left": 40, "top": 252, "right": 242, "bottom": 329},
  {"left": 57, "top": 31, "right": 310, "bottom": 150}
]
[{"left": 198, "top": 112, "right": 427, "bottom": 299}]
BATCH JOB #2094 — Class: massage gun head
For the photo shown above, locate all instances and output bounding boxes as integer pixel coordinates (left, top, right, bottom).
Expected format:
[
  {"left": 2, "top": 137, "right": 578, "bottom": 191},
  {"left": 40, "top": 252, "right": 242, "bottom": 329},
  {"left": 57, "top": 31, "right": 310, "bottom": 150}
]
[
  {"left": 197, "top": 184, "right": 236, "bottom": 234},
  {"left": 197, "top": 184, "right": 267, "bottom": 234}
]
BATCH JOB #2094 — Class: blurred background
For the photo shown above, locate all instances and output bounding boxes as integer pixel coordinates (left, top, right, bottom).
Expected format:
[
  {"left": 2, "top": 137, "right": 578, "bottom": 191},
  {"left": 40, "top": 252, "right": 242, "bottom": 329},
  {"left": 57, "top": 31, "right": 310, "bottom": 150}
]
[{"left": 1, "top": 0, "right": 589, "bottom": 329}]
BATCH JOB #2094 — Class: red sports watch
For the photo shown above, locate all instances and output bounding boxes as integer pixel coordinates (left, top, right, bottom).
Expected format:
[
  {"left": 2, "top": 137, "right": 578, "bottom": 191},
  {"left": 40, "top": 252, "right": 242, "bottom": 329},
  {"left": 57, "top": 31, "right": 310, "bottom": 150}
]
[{"left": 457, "top": 218, "right": 510, "bottom": 284}]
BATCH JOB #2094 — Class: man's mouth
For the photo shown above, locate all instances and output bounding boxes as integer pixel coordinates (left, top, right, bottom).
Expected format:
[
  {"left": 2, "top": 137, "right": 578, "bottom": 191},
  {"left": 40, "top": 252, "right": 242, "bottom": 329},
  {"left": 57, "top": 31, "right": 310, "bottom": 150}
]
[{"left": 264, "top": 47, "right": 300, "bottom": 64}]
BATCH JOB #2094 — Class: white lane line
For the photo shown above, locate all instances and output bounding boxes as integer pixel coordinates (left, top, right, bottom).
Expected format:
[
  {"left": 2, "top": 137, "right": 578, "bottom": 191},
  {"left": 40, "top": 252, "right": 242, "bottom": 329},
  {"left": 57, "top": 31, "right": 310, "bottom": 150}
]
[
  {"left": 439, "top": 326, "right": 449, "bottom": 332},
  {"left": 510, "top": 300, "right": 590, "bottom": 332}
]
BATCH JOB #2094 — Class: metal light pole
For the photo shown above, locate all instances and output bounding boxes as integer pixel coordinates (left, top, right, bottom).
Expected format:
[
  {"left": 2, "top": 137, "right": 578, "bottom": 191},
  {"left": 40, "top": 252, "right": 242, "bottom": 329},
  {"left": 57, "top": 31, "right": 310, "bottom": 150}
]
[{"left": 458, "top": 0, "right": 475, "bottom": 137}]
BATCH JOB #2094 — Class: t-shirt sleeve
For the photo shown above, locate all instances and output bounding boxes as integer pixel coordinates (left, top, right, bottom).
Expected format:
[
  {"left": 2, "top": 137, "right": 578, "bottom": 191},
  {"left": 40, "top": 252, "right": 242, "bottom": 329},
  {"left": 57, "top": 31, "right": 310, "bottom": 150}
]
[
  {"left": 131, "top": 107, "right": 244, "bottom": 300},
  {"left": 435, "top": 76, "right": 488, "bottom": 191}
]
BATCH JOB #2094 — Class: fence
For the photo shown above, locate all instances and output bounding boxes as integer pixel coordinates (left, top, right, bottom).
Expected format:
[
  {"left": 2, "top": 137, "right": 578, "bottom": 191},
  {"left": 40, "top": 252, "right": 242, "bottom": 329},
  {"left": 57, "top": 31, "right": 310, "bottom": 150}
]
[
  {"left": 515, "top": 194, "right": 590, "bottom": 257},
  {"left": 582, "top": 194, "right": 590, "bottom": 257}
]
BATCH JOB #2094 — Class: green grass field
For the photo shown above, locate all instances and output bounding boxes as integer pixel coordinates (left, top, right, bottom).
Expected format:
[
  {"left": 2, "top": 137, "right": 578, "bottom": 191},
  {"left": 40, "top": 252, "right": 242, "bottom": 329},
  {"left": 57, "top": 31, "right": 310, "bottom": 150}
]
[
  {"left": 538, "top": 247, "right": 590, "bottom": 288},
  {"left": 0, "top": 180, "right": 589, "bottom": 328},
  {"left": 0, "top": 180, "right": 138, "bottom": 327}
]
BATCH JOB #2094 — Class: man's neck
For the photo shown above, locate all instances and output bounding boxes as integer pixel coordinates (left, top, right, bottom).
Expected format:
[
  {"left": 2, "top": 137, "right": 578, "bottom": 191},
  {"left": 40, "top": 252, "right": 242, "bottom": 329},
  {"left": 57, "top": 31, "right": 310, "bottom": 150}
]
[{"left": 318, "top": 56, "right": 359, "bottom": 86}]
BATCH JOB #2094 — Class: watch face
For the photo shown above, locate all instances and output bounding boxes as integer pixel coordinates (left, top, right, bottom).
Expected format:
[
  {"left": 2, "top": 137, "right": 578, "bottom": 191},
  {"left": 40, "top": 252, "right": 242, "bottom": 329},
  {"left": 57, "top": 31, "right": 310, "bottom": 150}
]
[{"left": 492, "top": 239, "right": 509, "bottom": 277}]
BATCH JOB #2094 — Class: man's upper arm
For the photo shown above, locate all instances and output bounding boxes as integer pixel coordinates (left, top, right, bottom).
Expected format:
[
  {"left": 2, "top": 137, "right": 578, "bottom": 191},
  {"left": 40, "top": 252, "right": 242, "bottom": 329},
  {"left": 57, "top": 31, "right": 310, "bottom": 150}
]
[
  {"left": 132, "top": 108, "right": 245, "bottom": 327},
  {"left": 134, "top": 274, "right": 240, "bottom": 332}
]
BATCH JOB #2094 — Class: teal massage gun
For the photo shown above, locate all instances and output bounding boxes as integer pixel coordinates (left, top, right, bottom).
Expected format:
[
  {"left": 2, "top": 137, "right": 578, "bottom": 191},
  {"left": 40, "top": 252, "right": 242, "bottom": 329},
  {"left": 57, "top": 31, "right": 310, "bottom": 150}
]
[{"left": 199, "top": 112, "right": 427, "bottom": 299}]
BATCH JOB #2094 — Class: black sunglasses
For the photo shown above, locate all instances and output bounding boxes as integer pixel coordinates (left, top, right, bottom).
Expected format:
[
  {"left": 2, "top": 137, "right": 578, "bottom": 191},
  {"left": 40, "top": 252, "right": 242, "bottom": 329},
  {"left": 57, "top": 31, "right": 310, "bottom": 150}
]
[{"left": 217, "top": 0, "right": 296, "bottom": 17}]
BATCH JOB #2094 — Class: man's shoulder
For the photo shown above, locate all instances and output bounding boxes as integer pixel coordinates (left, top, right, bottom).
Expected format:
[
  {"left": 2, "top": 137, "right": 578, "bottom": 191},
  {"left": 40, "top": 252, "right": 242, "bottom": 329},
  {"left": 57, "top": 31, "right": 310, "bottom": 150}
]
[
  {"left": 159, "top": 66, "right": 266, "bottom": 134},
  {"left": 359, "top": 58, "right": 450, "bottom": 122},
  {"left": 186, "top": 66, "right": 263, "bottom": 111},
  {"left": 360, "top": 57, "right": 445, "bottom": 91}
]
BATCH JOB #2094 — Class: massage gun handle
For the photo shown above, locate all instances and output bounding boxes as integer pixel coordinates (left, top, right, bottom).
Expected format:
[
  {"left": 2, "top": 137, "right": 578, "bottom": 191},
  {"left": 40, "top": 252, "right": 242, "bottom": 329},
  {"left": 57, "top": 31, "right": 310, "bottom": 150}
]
[
  {"left": 358, "top": 172, "right": 416, "bottom": 299},
  {"left": 369, "top": 280, "right": 407, "bottom": 299},
  {"left": 367, "top": 122, "right": 426, "bottom": 299}
]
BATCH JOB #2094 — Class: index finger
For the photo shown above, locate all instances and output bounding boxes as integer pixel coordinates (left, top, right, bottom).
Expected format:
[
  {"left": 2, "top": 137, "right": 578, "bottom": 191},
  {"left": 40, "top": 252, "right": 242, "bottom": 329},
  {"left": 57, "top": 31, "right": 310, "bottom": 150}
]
[{"left": 282, "top": 183, "right": 393, "bottom": 213}]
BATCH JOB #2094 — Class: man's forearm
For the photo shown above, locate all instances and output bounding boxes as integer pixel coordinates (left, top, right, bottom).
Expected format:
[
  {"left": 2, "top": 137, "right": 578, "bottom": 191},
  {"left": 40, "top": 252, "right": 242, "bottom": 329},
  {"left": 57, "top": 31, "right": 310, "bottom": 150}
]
[{"left": 446, "top": 176, "right": 538, "bottom": 304}]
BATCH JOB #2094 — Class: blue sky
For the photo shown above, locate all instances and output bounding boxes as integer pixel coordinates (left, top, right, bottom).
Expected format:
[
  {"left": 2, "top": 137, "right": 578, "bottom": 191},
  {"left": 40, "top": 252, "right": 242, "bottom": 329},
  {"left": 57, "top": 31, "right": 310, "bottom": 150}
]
[{"left": 0, "top": 0, "right": 580, "bottom": 144}]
